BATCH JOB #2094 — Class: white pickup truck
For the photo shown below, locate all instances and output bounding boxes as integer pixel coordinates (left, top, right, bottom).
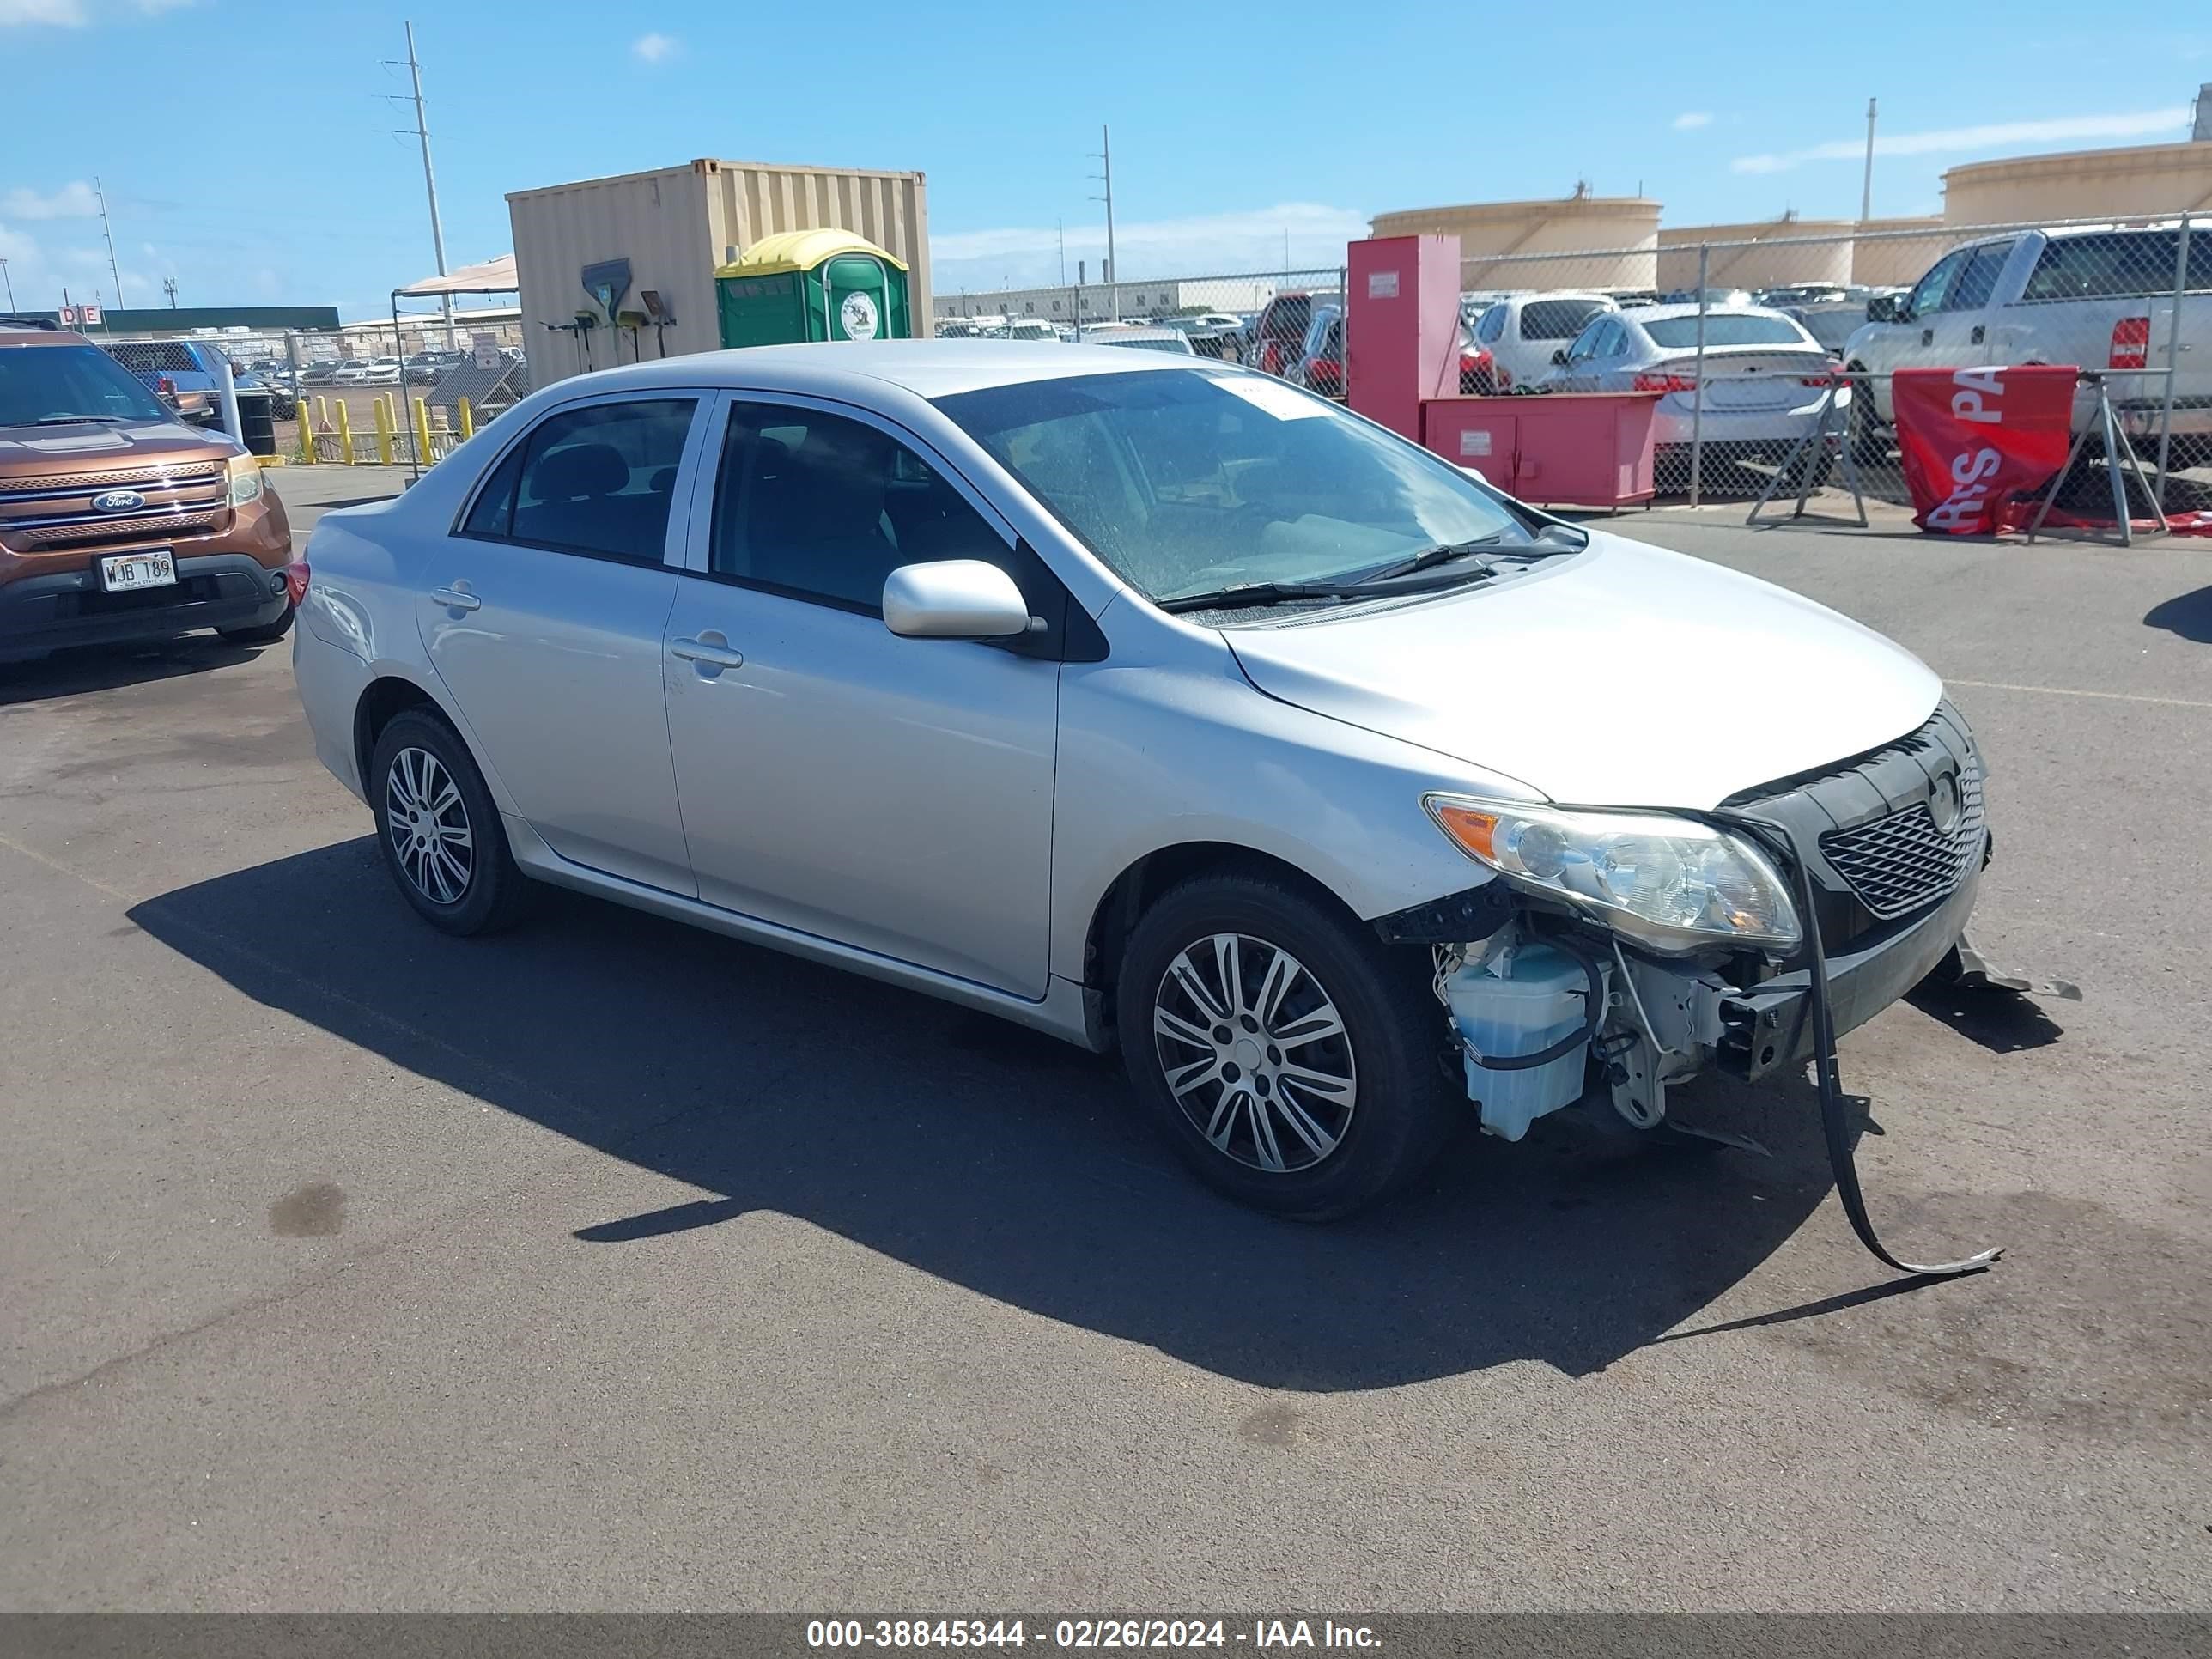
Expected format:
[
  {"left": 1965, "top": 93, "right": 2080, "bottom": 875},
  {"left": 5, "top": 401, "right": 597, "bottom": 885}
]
[{"left": 1843, "top": 222, "right": 2210, "bottom": 464}]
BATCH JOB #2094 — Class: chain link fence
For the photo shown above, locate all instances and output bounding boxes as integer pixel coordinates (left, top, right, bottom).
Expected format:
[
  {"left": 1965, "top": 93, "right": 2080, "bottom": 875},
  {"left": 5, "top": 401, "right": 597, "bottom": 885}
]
[{"left": 1434, "top": 213, "right": 2208, "bottom": 526}]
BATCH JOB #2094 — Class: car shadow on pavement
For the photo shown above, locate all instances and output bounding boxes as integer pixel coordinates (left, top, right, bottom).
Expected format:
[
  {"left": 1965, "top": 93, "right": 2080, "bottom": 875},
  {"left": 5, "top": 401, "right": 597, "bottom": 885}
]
[
  {"left": 2143, "top": 585, "right": 2212, "bottom": 644},
  {"left": 0, "top": 636, "right": 267, "bottom": 706},
  {"left": 128, "top": 837, "right": 1857, "bottom": 1392}
]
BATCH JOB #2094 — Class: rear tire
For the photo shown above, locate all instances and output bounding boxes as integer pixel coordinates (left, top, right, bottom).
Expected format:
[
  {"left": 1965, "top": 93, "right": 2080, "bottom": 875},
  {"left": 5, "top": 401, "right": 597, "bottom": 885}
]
[
  {"left": 1847, "top": 365, "right": 1888, "bottom": 465},
  {"left": 368, "top": 708, "right": 532, "bottom": 936},
  {"left": 1115, "top": 873, "right": 1458, "bottom": 1221}
]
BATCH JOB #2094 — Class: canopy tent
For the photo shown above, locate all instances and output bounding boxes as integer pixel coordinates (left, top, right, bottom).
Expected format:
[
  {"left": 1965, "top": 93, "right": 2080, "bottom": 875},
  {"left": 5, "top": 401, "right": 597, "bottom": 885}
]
[
  {"left": 394, "top": 253, "right": 518, "bottom": 297},
  {"left": 388, "top": 254, "right": 520, "bottom": 478}
]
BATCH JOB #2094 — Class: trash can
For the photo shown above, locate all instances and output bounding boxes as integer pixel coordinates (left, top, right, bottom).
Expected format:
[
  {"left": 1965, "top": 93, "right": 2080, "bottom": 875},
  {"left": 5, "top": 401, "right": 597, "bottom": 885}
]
[
  {"left": 716, "top": 229, "right": 911, "bottom": 348},
  {"left": 236, "top": 389, "right": 277, "bottom": 457}
]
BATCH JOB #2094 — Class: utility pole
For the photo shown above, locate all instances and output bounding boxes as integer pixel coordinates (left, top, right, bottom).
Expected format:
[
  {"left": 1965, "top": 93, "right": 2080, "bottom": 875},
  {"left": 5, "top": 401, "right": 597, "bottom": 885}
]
[
  {"left": 94, "top": 176, "right": 123, "bottom": 325},
  {"left": 1860, "top": 97, "right": 1877, "bottom": 222},
  {"left": 163, "top": 276, "right": 179, "bottom": 309},
  {"left": 395, "top": 21, "right": 456, "bottom": 347},
  {"left": 1057, "top": 218, "right": 1066, "bottom": 288},
  {"left": 1090, "top": 125, "right": 1117, "bottom": 321},
  {"left": 0, "top": 258, "right": 14, "bottom": 310}
]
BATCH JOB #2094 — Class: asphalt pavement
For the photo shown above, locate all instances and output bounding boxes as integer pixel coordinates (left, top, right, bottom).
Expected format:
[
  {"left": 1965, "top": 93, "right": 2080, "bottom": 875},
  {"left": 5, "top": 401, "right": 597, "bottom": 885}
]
[{"left": 2, "top": 469, "right": 2207, "bottom": 1611}]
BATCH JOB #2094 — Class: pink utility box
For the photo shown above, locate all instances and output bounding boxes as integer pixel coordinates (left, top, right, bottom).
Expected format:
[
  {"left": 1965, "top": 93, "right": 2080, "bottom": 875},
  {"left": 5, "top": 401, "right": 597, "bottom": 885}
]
[
  {"left": 1345, "top": 234, "right": 1462, "bottom": 442},
  {"left": 1422, "top": 393, "right": 1661, "bottom": 511}
]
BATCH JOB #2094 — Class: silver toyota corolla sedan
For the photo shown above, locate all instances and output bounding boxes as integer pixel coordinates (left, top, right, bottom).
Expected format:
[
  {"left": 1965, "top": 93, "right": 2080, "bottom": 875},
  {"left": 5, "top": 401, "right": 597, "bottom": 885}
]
[{"left": 292, "top": 342, "right": 1992, "bottom": 1242}]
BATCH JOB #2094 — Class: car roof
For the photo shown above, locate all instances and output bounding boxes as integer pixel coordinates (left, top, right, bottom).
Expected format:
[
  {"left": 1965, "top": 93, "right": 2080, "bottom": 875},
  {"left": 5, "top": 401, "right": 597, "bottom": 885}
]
[
  {"left": 0, "top": 328, "right": 97, "bottom": 349},
  {"left": 553, "top": 339, "right": 1190, "bottom": 402},
  {"left": 1619, "top": 302, "right": 1798, "bottom": 324}
]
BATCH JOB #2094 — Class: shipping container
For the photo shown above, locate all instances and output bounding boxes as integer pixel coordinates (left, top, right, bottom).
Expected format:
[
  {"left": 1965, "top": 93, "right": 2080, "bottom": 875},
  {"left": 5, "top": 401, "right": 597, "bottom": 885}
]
[{"left": 507, "top": 158, "right": 930, "bottom": 385}]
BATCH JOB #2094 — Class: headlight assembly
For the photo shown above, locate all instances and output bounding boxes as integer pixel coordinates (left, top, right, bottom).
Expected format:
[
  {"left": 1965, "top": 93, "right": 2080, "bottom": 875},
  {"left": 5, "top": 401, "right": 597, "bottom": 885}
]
[
  {"left": 1424, "top": 793, "right": 1801, "bottom": 954},
  {"left": 226, "top": 453, "right": 264, "bottom": 507}
]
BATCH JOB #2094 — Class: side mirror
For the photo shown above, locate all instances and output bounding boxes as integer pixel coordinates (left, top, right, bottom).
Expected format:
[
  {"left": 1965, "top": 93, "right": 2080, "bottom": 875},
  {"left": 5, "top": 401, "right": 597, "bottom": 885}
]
[
  {"left": 883, "top": 559, "right": 1036, "bottom": 641},
  {"left": 1866, "top": 295, "right": 1901, "bottom": 324},
  {"left": 1551, "top": 348, "right": 1569, "bottom": 367}
]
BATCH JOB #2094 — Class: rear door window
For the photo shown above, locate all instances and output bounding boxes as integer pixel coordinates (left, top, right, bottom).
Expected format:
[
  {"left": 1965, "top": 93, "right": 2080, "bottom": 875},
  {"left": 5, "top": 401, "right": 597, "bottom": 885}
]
[
  {"left": 1948, "top": 240, "right": 2015, "bottom": 311},
  {"left": 500, "top": 398, "right": 697, "bottom": 562},
  {"left": 1475, "top": 304, "right": 1506, "bottom": 344},
  {"left": 2019, "top": 230, "right": 2212, "bottom": 301}
]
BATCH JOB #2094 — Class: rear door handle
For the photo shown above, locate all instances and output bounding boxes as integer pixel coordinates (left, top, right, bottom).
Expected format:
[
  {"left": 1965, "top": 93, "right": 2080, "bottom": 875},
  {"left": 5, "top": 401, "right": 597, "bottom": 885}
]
[
  {"left": 1969, "top": 325, "right": 1985, "bottom": 345},
  {"left": 429, "top": 585, "right": 481, "bottom": 611},
  {"left": 1921, "top": 328, "right": 1935, "bottom": 347},
  {"left": 671, "top": 634, "right": 744, "bottom": 671}
]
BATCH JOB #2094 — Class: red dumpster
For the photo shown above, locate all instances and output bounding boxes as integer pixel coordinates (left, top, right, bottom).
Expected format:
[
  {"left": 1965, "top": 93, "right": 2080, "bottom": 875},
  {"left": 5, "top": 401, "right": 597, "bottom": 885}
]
[{"left": 1423, "top": 392, "right": 1660, "bottom": 510}]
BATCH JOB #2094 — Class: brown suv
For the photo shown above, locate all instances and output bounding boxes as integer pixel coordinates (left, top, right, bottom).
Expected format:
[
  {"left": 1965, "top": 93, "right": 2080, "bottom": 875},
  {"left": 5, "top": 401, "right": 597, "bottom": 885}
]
[{"left": 1, "top": 325, "right": 295, "bottom": 664}]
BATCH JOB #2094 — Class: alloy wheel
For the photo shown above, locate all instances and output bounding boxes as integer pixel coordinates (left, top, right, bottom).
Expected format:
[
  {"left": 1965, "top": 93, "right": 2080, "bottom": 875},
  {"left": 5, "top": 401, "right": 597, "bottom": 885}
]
[
  {"left": 385, "top": 745, "right": 474, "bottom": 906},
  {"left": 1152, "top": 933, "right": 1358, "bottom": 1174}
]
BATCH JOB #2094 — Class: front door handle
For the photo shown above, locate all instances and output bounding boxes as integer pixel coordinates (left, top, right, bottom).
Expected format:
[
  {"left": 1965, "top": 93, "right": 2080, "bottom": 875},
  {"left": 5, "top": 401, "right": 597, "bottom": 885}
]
[
  {"left": 429, "top": 584, "right": 481, "bottom": 611},
  {"left": 671, "top": 633, "right": 744, "bottom": 672},
  {"left": 1970, "top": 325, "right": 1985, "bottom": 346},
  {"left": 1921, "top": 328, "right": 1935, "bottom": 347}
]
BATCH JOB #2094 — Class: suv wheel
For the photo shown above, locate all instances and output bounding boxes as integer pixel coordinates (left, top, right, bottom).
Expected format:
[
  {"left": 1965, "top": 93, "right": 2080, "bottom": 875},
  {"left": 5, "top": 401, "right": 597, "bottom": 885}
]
[
  {"left": 1115, "top": 873, "right": 1458, "bottom": 1220},
  {"left": 368, "top": 708, "right": 531, "bottom": 935}
]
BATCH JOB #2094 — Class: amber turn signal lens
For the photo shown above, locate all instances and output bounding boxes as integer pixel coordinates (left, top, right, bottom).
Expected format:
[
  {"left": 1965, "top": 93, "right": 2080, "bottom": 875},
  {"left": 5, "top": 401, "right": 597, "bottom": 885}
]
[{"left": 1430, "top": 802, "right": 1500, "bottom": 863}]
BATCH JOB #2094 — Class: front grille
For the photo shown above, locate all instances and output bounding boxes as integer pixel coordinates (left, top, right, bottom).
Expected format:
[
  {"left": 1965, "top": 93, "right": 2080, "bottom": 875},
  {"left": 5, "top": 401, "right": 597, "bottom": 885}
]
[
  {"left": 17, "top": 508, "right": 225, "bottom": 549},
  {"left": 1, "top": 462, "right": 229, "bottom": 553},
  {"left": 1818, "top": 753, "right": 1984, "bottom": 919},
  {"left": 0, "top": 460, "right": 222, "bottom": 495}
]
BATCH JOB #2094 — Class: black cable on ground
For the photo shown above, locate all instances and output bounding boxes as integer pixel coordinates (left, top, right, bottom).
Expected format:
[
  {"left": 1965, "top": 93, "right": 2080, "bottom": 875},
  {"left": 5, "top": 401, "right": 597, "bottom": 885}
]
[{"left": 1723, "top": 813, "right": 2001, "bottom": 1279}]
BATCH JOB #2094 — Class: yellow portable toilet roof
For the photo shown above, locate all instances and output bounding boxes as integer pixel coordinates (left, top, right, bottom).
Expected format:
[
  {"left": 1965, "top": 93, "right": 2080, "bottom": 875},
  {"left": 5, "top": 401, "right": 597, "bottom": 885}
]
[{"left": 716, "top": 228, "right": 908, "bottom": 278}]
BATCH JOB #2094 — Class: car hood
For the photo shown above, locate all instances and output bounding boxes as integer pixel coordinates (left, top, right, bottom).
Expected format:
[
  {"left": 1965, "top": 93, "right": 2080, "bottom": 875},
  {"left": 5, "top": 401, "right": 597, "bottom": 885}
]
[
  {"left": 1223, "top": 529, "right": 1942, "bottom": 809},
  {"left": 0, "top": 416, "right": 235, "bottom": 475}
]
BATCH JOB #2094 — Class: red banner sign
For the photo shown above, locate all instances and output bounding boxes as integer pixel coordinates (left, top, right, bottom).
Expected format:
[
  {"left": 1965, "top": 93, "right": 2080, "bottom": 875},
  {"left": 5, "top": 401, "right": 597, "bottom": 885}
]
[{"left": 1891, "top": 364, "right": 2077, "bottom": 535}]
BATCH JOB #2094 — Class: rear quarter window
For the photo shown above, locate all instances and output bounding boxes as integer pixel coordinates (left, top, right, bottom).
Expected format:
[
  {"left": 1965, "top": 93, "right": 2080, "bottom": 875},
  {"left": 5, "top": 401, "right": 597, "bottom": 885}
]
[{"left": 1520, "top": 299, "right": 1607, "bottom": 340}]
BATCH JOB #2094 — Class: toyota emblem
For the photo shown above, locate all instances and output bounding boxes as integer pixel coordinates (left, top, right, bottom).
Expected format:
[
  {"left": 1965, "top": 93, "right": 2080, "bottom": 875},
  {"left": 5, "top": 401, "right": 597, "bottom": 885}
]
[
  {"left": 91, "top": 489, "right": 146, "bottom": 513},
  {"left": 1929, "top": 773, "right": 1961, "bottom": 835}
]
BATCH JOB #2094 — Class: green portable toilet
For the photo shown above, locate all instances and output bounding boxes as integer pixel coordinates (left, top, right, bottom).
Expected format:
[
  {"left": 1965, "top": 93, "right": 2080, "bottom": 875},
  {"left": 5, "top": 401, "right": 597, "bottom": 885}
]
[{"left": 715, "top": 229, "right": 911, "bottom": 348}]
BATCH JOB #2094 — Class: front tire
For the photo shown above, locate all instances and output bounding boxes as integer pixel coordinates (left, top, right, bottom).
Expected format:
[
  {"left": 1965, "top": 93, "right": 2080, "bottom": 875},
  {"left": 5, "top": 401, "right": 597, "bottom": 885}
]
[
  {"left": 368, "top": 708, "right": 532, "bottom": 936},
  {"left": 1115, "top": 873, "right": 1458, "bottom": 1220}
]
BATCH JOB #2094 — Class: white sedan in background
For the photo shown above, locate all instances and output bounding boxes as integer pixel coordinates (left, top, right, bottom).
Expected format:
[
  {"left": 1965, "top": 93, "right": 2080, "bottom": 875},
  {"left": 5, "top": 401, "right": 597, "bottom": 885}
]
[{"left": 1539, "top": 305, "right": 1848, "bottom": 491}]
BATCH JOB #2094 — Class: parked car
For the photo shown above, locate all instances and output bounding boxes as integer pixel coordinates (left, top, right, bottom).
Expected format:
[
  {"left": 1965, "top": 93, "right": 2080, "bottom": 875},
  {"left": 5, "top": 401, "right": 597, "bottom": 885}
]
[
  {"left": 1290, "top": 306, "right": 1345, "bottom": 396},
  {"left": 1841, "top": 222, "right": 2212, "bottom": 464},
  {"left": 1659, "top": 287, "right": 1755, "bottom": 309},
  {"left": 331, "top": 359, "right": 381, "bottom": 386},
  {"left": 404, "top": 353, "right": 450, "bottom": 385},
  {"left": 1540, "top": 305, "right": 1847, "bottom": 491},
  {"left": 231, "top": 365, "right": 298, "bottom": 420},
  {"left": 1252, "top": 290, "right": 1340, "bottom": 378},
  {"left": 292, "top": 341, "right": 1992, "bottom": 1223},
  {"left": 999, "top": 320, "right": 1062, "bottom": 343},
  {"left": 1468, "top": 293, "right": 1618, "bottom": 392},
  {"left": 100, "top": 337, "right": 227, "bottom": 423},
  {"left": 1081, "top": 326, "right": 1197, "bottom": 355},
  {"left": 0, "top": 326, "right": 296, "bottom": 662},
  {"left": 301, "top": 359, "right": 346, "bottom": 386}
]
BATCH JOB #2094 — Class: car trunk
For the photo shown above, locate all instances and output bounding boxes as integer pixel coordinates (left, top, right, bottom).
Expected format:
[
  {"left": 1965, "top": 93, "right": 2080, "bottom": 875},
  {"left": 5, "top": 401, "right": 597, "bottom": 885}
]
[{"left": 1662, "top": 346, "right": 1827, "bottom": 410}]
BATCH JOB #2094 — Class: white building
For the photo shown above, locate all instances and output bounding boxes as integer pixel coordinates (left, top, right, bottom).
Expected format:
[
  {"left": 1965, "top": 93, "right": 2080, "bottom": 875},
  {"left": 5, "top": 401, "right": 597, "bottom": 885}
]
[{"left": 933, "top": 276, "right": 1281, "bottom": 325}]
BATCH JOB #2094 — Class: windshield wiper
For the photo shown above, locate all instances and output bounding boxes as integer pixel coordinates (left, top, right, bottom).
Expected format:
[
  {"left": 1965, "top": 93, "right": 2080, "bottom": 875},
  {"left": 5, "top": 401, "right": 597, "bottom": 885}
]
[
  {"left": 1361, "top": 534, "right": 1506, "bottom": 582},
  {"left": 33, "top": 414, "right": 131, "bottom": 426},
  {"left": 1157, "top": 564, "right": 1508, "bottom": 614}
]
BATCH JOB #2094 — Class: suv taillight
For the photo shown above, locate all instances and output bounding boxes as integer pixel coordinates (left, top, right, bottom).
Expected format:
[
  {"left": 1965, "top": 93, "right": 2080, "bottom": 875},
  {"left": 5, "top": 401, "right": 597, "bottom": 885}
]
[
  {"left": 2110, "top": 316, "right": 2150, "bottom": 370},
  {"left": 281, "top": 561, "right": 311, "bottom": 606}
]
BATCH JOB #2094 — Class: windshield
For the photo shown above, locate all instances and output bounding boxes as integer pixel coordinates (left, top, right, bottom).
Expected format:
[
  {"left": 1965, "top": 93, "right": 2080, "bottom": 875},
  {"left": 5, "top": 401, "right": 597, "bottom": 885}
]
[
  {"left": 0, "top": 343, "right": 172, "bottom": 428},
  {"left": 934, "top": 367, "right": 1531, "bottom": 604},
  {"left": 1643, "top": 313, "right": 1808, "bottom": 349}
]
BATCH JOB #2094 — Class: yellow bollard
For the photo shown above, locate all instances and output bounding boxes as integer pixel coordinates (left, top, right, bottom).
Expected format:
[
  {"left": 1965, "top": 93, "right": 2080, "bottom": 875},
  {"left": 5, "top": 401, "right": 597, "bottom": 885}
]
[
  {"left": 295, "top": 397, "right": 316, "bottom": 464},
  {"left": 411, "top": 396, "right": 434, "bottom": 466},
  {"left": 372, "top": 397, "right": 395, "bottom": 467},
  {"left": 457, "top": 397, "right": 474, "bottom": 441},
  {"left": 333, "top": 400, "right": 355, "bottom": 465}
]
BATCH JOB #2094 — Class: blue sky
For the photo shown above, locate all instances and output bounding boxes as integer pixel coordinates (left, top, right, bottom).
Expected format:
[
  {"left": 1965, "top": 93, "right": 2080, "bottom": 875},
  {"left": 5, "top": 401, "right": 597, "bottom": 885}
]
[{"left": 2, "top": 0, "right": 2205, "bottom": 319}]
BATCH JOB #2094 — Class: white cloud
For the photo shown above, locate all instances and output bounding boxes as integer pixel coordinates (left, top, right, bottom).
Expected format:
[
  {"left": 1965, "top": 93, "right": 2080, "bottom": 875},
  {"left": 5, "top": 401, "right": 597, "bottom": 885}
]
[
  {"left": 631, "top": 31, "right": 678, "bottom": 63},
  {"left": 933, "top": 202, "right": 1370, "bottom": 292},
  {"left": 1, "top": 181, "right": 100, "bottom": 220},
  {"left": 1671, "top": 112, "right": 1713, "bottom": 131},
  {"left": 0, "top": 0, "right": 87, "bottom": 27},
  {"left": 1732, "top": 106, "right": 2190, "bottom": 173}
]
